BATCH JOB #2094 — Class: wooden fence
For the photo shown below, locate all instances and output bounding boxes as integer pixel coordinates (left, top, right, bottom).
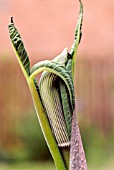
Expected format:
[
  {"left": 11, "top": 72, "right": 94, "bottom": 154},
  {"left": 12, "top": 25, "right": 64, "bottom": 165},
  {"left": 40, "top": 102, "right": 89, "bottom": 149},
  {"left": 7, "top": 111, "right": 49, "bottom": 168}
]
[
  {"left": 75, "top": 58, "right": 114, "bottom": 132},
  {"left": 0, "top": 58, "right": 114, "bottom": 145}
]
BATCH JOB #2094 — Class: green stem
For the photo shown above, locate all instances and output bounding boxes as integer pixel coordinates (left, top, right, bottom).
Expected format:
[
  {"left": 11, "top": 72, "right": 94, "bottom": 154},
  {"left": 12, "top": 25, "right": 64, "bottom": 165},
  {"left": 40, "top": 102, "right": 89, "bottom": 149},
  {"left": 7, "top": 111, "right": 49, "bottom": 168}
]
[{"left": 27, "top": 77, "right": 66, "bottom": 170}]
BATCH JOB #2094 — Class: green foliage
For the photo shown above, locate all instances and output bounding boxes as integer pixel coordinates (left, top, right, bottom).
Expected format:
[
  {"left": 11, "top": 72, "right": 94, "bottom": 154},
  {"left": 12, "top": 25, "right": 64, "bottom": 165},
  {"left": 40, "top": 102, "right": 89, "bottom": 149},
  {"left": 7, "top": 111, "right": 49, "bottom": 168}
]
[
  {"left": 15, "top": 112, "right": 51, "bottom": 161},
  {"left": 0, "top": 162, "right": 55, "bottom": 170},
  {"left": 80, "top": 123, "right": 114, "bottom": 167},
  {"left": 0, "top": 146, "right": 11, "bottom": 163},
  {"left": 0, "top": 117, "right": 114, "bottom": 167},
  {"left": 1, "top": 157, "right": 114, "bottom": 170},
  {"left": 0, "top": 112, "right": 51, "bottom": 163}
]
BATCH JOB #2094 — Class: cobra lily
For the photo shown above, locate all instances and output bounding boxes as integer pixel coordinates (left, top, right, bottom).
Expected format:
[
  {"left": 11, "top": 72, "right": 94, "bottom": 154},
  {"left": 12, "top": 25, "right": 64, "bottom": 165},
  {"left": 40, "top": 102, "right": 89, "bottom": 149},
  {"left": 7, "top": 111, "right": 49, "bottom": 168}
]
[{"left": 8, "top": 0, "right": 87, "bottom": 169}]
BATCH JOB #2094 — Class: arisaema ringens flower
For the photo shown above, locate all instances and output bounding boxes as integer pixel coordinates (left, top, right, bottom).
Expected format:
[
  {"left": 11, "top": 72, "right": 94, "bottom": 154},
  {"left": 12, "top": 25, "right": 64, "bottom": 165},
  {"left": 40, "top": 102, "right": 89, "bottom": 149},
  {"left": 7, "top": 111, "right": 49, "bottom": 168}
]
[{"left": 8, "top": 0, "right": 87, "bottom": 169}]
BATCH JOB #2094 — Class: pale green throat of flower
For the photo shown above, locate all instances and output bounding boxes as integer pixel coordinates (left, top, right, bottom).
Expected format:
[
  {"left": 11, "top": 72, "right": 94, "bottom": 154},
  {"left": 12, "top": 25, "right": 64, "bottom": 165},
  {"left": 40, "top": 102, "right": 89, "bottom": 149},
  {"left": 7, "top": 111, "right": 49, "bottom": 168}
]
[{"left": 8, "top": 1, "right": 87, "bottom": 170}]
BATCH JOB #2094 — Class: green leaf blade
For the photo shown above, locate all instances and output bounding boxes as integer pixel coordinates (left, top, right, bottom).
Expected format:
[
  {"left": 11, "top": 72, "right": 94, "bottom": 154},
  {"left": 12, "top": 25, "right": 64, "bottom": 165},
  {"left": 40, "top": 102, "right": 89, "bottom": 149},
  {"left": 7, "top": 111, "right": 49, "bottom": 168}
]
[
  {"left": 30, "top": 61, "right": 75, "bottom": 109},
  {"left": 8, "top": 18, "right": 30, "bottom": 78},
  {"left": 70, "top": 0, "right": 83, "bottom": 57},
  {"left": 59, "top": 79, "right": 72, "bottom": 139},
  {"left": 70, "top": 0, "right": 83, "bottom": 78}
]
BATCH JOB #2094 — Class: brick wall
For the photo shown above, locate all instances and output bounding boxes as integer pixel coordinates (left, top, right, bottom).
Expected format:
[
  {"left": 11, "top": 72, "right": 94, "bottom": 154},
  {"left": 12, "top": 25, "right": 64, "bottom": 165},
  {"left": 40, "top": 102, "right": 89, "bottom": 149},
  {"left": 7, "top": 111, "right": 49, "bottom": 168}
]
[{"left": 0, "top": 0, "right": 114, "bottom": 61}]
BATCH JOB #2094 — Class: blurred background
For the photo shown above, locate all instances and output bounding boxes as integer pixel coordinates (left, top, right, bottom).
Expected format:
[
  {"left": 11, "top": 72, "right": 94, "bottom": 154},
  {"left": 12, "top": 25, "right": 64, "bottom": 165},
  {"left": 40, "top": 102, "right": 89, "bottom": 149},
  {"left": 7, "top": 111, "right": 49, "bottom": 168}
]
[{"left": 0, "top": 0, "right": 114, "bottom": 169}]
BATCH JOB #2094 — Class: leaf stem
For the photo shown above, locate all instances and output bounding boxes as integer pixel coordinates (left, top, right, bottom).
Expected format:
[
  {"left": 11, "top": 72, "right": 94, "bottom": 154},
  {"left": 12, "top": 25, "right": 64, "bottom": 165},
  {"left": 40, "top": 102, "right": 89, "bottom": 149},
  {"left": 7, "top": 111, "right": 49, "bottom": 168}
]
[{"left": 27, "top": 77, "right": 66, "bottom": 170}]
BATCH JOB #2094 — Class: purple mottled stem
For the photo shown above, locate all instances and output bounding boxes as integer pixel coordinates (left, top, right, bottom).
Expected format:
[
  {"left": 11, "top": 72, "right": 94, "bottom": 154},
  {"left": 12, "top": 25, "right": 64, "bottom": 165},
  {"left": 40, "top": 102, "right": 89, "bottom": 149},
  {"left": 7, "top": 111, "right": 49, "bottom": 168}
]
[{"left": 70, "top": 108, "right": 87, "bottom": 170}]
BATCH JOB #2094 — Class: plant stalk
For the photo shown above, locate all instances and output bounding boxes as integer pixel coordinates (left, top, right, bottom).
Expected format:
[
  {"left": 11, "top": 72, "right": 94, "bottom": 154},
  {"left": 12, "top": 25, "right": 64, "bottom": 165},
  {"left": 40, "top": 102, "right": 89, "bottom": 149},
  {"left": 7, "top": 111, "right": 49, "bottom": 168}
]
[{"left": 27, "top": 77, "right": 66, "bottom": 170}]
